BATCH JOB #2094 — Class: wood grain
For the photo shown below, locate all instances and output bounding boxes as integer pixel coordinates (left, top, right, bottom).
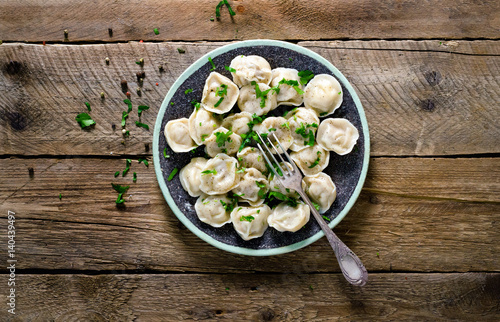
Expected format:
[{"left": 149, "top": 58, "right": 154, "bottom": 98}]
[
  {"left": 0, "top": 41, "right": 499, "bottom": 156},
  {"left": 0, "top": 0, "right": 499, "bottom": 42},
  {"left": 0, "top": 157, "right": 498, "bottom": 273},
  {"left": 9, "top": 273, "right": 500, "bottom": 321}
]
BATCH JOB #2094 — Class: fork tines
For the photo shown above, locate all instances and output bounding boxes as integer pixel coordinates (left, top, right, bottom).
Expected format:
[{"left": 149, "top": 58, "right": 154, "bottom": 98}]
[{"left": 256, "top": 132, "right": 295, "bottom": 178}]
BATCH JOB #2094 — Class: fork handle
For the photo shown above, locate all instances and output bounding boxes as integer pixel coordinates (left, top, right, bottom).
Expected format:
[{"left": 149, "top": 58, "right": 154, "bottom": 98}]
[{"left": 297, "top": 190, "right": 368, "bottom": 286}]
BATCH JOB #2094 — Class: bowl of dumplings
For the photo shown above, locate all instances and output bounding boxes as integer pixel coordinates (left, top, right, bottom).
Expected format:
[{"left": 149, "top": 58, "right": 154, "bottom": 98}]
[{"left": 153, "top": 40, "right": 370, "bottom": 255}]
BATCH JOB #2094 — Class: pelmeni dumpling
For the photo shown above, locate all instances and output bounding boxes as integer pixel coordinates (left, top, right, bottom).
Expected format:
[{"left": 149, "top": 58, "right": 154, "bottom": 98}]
[
  {"left": 237, "top": 82, "right": 277, "bottom": 116},
  {"left": 200, "top": 153, "right": 240, "bottom": 195},
  {"left": 302, "top": 172, "right": 337, "bottom": 214},
  {"left": 229, "top": 55, "right": 272, "bottom": 87},
  {"left": 304, "top": 74, "right": 343, "bottom": 117},
  {"left": 179, "top": 157, "right": 208, "bottom": 197},
  {"left": 164, "top": 118, "right": 197, "bottom": 152},
  {"left": 221, "top": 112, "right": 253, "bottom": 135},
  {"left": 286, "top": 108, "right": 320, "bottom": 152},
  {"left": 268, "top": 162, "right": 300, "bottom": 199},
  {"left": 188, "top": 106, "right": 222, "bottom": 145},
  {"left": 267, "top": 202, "right": 310, "bottom": 233},
  {"left": 237, "top": 147, "right": 267, "bottom": 174},
  {"left": 231, "top": 204, "right": 272, "bottom": 241},
  {"left": 232, "top": 168, "right": 269, "bottom": 206},
  {"left": 271, "top": 68, "right": 304, "bottom": 106},
  {"left": 316, "top": 118, "right": 359, "bottom": 155},
  {"left": 201, "top": 72, "right": 239, "bottom": 114},
  {"left": 290, "top": 144, "right": 330, "bottom": 176},
  {"left": 254, "top": 116, "right": 293, "bottom": 152},
  {"left": 204, "top": 127, "right": 242, "bottom": 157},
  {"left": 195, "top": 194, "right": 232, "bottom": 227}
]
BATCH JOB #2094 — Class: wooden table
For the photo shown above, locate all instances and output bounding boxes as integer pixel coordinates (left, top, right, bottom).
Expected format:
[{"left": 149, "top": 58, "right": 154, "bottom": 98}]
[{"left": 1, "top": 1, "right": 499, "bottom": 320}]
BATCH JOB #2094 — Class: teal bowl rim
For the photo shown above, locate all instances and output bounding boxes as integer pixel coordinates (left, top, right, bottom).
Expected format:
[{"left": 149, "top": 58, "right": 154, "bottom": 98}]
[{"left": 153, "top": 39, "right": 370, "bottom": 256}]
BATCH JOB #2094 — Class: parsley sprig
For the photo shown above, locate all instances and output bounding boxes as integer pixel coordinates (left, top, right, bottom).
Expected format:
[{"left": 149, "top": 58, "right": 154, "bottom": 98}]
[
  {"left": 75, "top": 113, "right": 96, "bottom": 128},
  {"left": 214, "top": 130, "right": 233, "bottom": 147},
  {"left": 298, "top": 70, "right": 314, "bottom": 85},
  {"left": 308, "top": 151, "right": 322, "bottom": 169}
]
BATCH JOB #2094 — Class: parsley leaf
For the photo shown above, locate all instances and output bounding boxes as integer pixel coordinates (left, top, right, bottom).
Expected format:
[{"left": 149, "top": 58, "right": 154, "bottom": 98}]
[
  {"left": 267, "top": 191, "right": 299, "bottom": 207},
  {"left": 138, "top": 105, "right": 149, "bottom": 117},
  {"left": 312, "top": 201, "right": 321, "bottom": 212},
  {"left": 75, "top": 113, "right": 96, "bottom": 128},
  {"left": 138, "top": 157, "right": 149, "bottom": 167},
  {"left": 84, "top": 102, "right": 91, "bottom": 112},
  {"left": 184, "top": 88, "right": 193, "bottom": 94},
  {"left": 124, "top": 99, "right": 133, "bottom": 113},
  {"left": 191, "top": 100, "right": 201, "bottom": 111},
  {"left": 153, "top": 28, "right": 159, "bottom": 35},
  {"left": 256, "top": 181, "right": 267, "bottom": 199},
  {"left": 135, "top": 121, "right": 149, "bottom": 130},
  {"left": 111, "top": 183, "right": 130, "bottom": 194},
  {"left": 214, "top": 130, "right": 233, "bottom": 147},
  {"left": 133, "top": 172, "right": 137, "bottom": 183},
  {"left": 225, "top": 65, "right": 236, "bottom": 73},
  {"left": 308, "top": 151, "right": 322, "bottom": 168},
  {"left": 278, "top": 79, "right": 304, "bottom": 95},
  {"left": 201, "top": 169, "right": 217, "bottom": 175},
  {"left": 240, "top": 215, "right": 255, "bottom": 222},
  {"left": 298, "top": 70, "right": 314, "bottom": 85},
  {"left": 208, "top": 56, "right": 216, "bottom": 71},
  {"left": 168, "top": 168, "right": 179, "bottom": 181},
  {"left": 114, "top": 171, "right": 120, "bottom": 177}
]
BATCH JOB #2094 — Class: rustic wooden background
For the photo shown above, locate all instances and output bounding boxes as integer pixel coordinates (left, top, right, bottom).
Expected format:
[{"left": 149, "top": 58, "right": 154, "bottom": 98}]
[{"left": 0, "top": 0, "right": 499, "bottom": 320}]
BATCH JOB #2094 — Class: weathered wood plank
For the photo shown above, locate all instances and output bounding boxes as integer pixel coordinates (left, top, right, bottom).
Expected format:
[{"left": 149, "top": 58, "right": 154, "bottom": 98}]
[
  {"left": 1, "top": 0, "right": 499, "bottom": 42},
  {"left": 0, "top": 157, "right": 498, "bottom": 272},
  {"left": 8, "top": 273, "right": 500, "bottom": 321},
  {"left": 0, "top": 41, "right": 499, "bottom": 156}
]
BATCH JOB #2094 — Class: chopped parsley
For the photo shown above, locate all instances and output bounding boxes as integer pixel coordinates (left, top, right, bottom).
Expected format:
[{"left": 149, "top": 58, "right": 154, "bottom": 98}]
[
  {"left": 257, "top": 209, "right": 260, "bottom": 214},
  {"left": 251, "top": 81, "right": 279, "bottom": 108},
  {"left": 322, "top": 215, "right": 331, "bottom": 222},
  {"left": 138, "top": 157, "right": 149, "bottom": 167},
  {"left": 75, "top": 113, "right": 96, "bottom": 128},
  {"left": 214, "top": 130, "right": 233, "bottom": 147},
  {"left": 281, "top": 122, "right": 290, "bottom": 130},
  {"left": 138, "top": 105, "right": 149, "bottom": 117},
  {"left": 177, "top": 48, "right": 185, "bottom": 54},
  {"left": 201, "top": 134, "right": 209, "bottom": 142},
  {"left": 201, "top": 169, "right": 217, "bottom": 175},
  {"left": 167, "top": 168, "right": 179, "bottom": 181},
  {"left": 220, "top": 198, "right": 237, "bottom": 213},
  {"left": 133, "top": 172, "right": 137, "bottom": 183},
  {"left": 184, "top": 88, "right": 193, "bottom": 94},
  {"left": 191, "top": 100, "right": 201, "bottom": 110},
  {"left": 215, "top": 0, "right": 236, "bottom": 18},
  {"left": 298, "top": 70, "right": 314, "bottom": 85},
  {"left": 312, "top": 201, "right": 321, "bottom": 212},
  {"left": 84, "top": 101, "right": 91, "bottom": 112},
  {"left": 163, "top": 147, "right": 168, "bottom": 158},
  {"left": 224, "top": 65, "right": 236, "bottom": 73},
  {"left": 319, "top": 112, "right": 328, "bottom": 117},
  {"left": 308, "top": 151, "right": 322, "bottom": 168},
  {"left": 123, "top": 159, "right": 132, "bottom": 176},
  {"left": 135, "top": 121, "right": 149, "bottom": 130},
  {"left": 267, "top": 191, "right": 299, "bottom": 207},
  {"left": 338, "top": 91, "right": 342, "bottom": 95},
  {"left": 114, "top": 171, "right": 120, "bottom": 177},
  {"left": 256, "top": 181, "right": 267, "bottom": 199},
  {"left": 59, "top": 193, "right": 62, "bottom": 200},
  {"left": 268, "top": 128, "right": 276, "bottom": 132},
  {"left": 236, "top": 167, "right": 246, "bottom": 173},
  {"left": 153, "top": 28, "right": 159, "bottom": 35},
  {"left": 111, "top": 183, "right": 130, "bottom": 204},
  {"left": 121, "top": 111, "right": 128, "bottom": 127},
  {"left": 283, "top": 107, "right": 298, "bottom": 118},
  {"left": 278, "top": 79, "right": 304, "bottom": 95},
  {"left": 295, "top": 122, "right": 317, "bottom": 146},
  {"left": 240, "top": 215, "right": 255, "bottom": 222},
  {"left": 208, "top": 56, "right": 216, "bottom": 71},
  {"left": 214, "top": 84, "right": 228, "bottom": 107}
]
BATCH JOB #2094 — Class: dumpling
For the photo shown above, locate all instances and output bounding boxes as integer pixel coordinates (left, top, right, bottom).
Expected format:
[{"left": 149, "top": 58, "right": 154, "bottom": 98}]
[
  {"left": 316, "top": 118, "right": 359, "bottom": 155},
  {"left": 237, "top": 82, "right": 277, "bottom": 116},
  {"left": 179, "top": 157, "right": 208, "bottom": 197},
  {"left": 268, "top": 162, "right": 300, "bottom": 199},
  {"left": 188, "top": 106, "right": 222, "bottom": 145},
  {"left": 270, "top": 68, "right": 304, "bottom": 106},
  {"left": 221, "top": 112, "right": 253, "bottom": 135},
  {"left": 229, "top": 55, "right": 272, "bottom": 87},
  {"left": 200, "top": 153, "right": 240, "bottom": 195},
  {"left": 290, "top": 144, "right": 330, "bottom": 176},
  {"left": 286, "top": 108, "right": 320, "bottom": 152},
  {"left": 302, "top": 172, "right": 337, "bottom": 214},
  {"left": 204, "top": 127, "right": 242, "bottom": 157},
  {"left": 201, "top": 72, "right": 239, "bottom": 114},
  {"left": 254, "top": 116, "right": 293, "bottom": 152},
  {"left": 237, "top": 147, "right": 267, "bottom": 174},
  {"left": 267, "top": 202, "right": 310, "bottom": 233},
  {"left": 304, "top": 74, "right": 343, "bottom": 117},
  {"left": 164, "top": 118, "right": 197, "bottom": 152},
  {"left": 231, "top": 204, "right": 272, "bottom": 240},
  {"left": 195, "top": 194, "right": 233, "bottom": 227},
  {"left": 232, "top": 168, "right": 269, "bottom": 206}
]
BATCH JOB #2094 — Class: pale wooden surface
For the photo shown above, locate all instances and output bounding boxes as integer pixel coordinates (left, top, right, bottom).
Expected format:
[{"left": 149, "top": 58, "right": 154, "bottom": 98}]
[
  {"left": 1, "top": 41, "right": 499, "bottom": 156},
  {"left": 1, "top": 0, "right": 499, "bottom": 320},
  {"left": 1, "top": 0, "right": 499, "bottom": 41}
]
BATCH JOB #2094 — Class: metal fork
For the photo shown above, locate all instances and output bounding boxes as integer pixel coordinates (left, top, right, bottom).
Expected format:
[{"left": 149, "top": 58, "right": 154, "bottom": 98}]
[{"left": 257, "top": 132, "right": 368, "bottom": 286}]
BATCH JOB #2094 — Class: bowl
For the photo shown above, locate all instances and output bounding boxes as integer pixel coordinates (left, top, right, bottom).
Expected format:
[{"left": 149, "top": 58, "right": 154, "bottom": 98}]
[{"left": 153, "top": 39, "right": 370, "bottom": 256}]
